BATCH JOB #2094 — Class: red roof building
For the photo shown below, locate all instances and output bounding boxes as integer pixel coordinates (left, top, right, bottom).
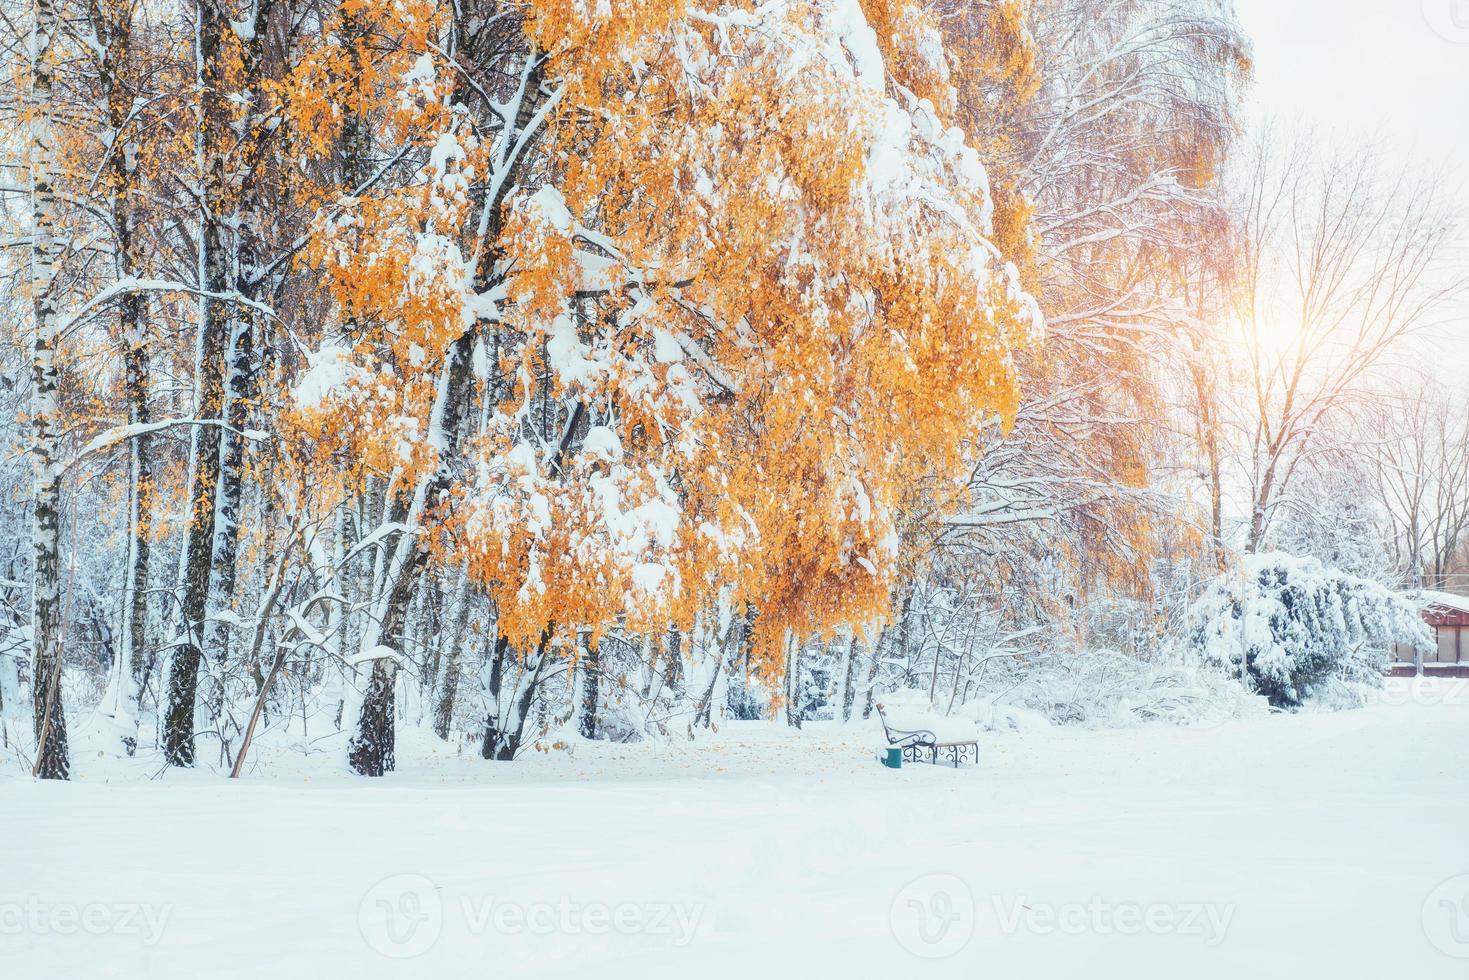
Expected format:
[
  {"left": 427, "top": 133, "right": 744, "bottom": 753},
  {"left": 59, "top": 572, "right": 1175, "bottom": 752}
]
[{"left": 1389, "top": 591, "right": 1469, "bottom": 678}]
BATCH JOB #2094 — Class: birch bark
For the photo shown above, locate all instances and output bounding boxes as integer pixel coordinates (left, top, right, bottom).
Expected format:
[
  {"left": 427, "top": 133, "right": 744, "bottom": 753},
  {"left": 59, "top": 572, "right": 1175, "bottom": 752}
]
[{"left": 28, "top": 0, "right": 70, "bottom": 779}]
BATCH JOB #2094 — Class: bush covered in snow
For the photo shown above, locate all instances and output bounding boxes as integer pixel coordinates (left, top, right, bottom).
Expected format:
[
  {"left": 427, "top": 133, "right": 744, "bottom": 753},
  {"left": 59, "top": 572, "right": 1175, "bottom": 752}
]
[
  {"left": 940, "top": 647, "right": 1267, "bottom": 730},
  {"left": 873, "top": 687, "right": 983, "bottom": 742},
  {"left": 1189, "top": 552, "right": 1430, "bottom": 709}
]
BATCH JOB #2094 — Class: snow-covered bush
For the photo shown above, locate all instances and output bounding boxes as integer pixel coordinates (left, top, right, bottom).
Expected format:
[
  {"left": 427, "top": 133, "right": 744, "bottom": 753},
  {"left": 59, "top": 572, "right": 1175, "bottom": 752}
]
[
  {"left": 873, "top": 687, "right": 982, "bottom": 741},
  {"left": 942, "top": 647, "right": 1266, "bottom": 730},
  {"left": 1272, "top": 465, "right": 1397, "bottom": 583},
  {"left": 1190, "top": 552, "right": 1431, "bottom": 709}
]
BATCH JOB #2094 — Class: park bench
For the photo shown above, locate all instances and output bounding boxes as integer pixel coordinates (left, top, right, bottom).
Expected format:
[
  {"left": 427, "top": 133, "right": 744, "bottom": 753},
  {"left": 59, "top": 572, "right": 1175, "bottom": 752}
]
[{"left": 875, "top": 702, "right": 978, "bottom": 767}]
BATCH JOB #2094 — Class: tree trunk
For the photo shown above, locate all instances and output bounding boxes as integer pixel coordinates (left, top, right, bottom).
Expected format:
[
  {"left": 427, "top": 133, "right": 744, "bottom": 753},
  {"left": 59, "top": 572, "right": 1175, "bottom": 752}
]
[
  {"left": 479, "top": 627, "right": 555, "bottom": 761},
  {"left": 861, "top": 621, "right": 893, "bottom": 721},
  {"left": 118, "top": 318, "right": 152, "bottom": 748},
  {"left": 164, "top": 0, "right": 237, "bottom": 767},
  {"left": 347, "top": 659, "right": 397, "bottom": 776},
  {"left": 577, "top": 631, "right": 600, "bottom": 740},
  {"left": 432, "top": 571, "right": 471, "bottom": 740},
  {"left": 840, "top": 630, "right": 860, "bottom": 722},
  {"left": 864, "top": 591, "right": 912, "bottom": 721},
  {"left": 785, "top": 633, "right": 803, "bottom": 730},
  {"left": 432, "top": 640, "right": 462, "bottom": 742},
  {"left": 664, "top": 627, "right": 684, "bottom": 698},
  {"left": 1187, "top": 350, "right": 1225, "bottom": 570},
  {"left": 27, "top": 0, "right": 69, "bottom": 779},
  {"left": 89, "top": 0, "right": 154, "bottom": 755},
  {"left": 346, "top": 514, "right": 420, "bottom": 775},
  {"left": 209, "top": 312, "right": 256, "bottom": 607},
  {"left": 348, "top": 332, "right": 475, "bottom": 774}
]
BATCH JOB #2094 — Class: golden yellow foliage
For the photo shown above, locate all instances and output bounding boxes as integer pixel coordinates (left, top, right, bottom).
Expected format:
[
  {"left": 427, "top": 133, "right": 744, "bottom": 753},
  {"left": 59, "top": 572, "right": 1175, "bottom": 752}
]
[{"left": 279, "top": 0, "right": 1041, "bottom": 671}]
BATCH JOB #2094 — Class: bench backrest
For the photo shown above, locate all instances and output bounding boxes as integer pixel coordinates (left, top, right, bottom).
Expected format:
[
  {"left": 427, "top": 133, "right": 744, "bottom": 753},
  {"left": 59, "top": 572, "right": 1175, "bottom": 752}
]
[{"left": 874, "top": 702, "right": 896, "bottom": 742}]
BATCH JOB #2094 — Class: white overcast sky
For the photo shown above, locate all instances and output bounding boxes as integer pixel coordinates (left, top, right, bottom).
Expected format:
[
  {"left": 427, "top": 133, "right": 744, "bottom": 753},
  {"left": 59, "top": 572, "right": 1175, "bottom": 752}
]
[
  {"left": 1234, "top": 0, "right": 1469, "bottom": 173},
  {"left": 1234, "top": 0, "right": 1469, "bottom": 363}
]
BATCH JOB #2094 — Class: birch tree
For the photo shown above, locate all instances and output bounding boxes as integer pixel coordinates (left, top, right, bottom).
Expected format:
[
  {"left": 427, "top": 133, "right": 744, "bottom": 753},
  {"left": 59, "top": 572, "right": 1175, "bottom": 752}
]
[{"left": 26, "top": 0, "right": 71, "bottom": 779}]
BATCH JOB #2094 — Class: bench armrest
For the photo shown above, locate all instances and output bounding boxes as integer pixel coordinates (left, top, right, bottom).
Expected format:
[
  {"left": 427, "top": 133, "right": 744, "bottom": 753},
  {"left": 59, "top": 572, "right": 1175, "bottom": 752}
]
[{"left": 886, "top": 727, "right": 936, "bottom": 748}]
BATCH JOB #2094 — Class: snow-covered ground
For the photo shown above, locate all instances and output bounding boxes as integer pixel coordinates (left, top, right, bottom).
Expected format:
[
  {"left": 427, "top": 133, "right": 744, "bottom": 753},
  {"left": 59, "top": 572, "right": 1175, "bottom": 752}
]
[{"left": 4, "top": 678, "right": 1469, "bottom": 979}]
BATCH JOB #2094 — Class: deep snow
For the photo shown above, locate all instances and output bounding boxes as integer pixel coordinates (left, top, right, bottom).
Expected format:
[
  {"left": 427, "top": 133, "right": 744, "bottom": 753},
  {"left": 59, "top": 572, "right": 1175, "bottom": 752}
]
[{"left": 3, "top": 678, "right": 1468, "bottom": 979}]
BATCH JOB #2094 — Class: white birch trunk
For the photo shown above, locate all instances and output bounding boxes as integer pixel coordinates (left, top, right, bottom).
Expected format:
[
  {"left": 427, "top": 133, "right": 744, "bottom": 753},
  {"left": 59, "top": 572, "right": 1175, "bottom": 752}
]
[{"left": 27, "top": 0, "right": 70, "bottom": 779}]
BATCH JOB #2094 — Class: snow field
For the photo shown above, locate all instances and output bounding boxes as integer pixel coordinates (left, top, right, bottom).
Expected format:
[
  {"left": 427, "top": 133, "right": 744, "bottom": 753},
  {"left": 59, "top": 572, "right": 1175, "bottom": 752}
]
[{"left": 2, "top": 678, "right": 1468, "bottom": 979}]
